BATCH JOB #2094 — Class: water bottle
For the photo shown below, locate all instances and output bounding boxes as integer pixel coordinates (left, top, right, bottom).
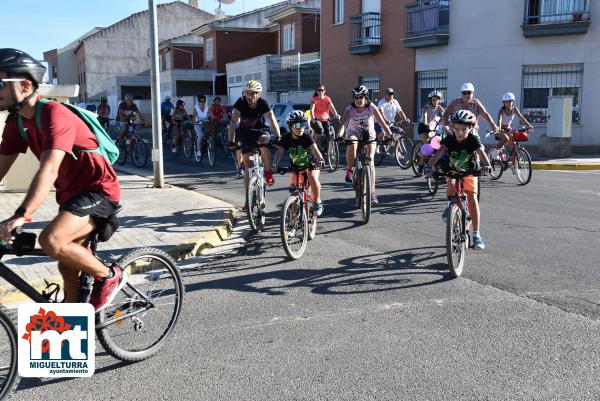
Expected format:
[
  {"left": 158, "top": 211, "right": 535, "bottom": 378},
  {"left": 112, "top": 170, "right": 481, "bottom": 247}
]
[{"left": 78, "top": 274, "right": 95, "bottom": 303}]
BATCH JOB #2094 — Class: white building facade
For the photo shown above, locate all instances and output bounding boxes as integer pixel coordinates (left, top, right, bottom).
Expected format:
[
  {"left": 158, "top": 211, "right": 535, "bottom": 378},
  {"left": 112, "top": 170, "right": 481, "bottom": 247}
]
[{"left": 410, "top": 0, "right": 597, "bottom": 150}]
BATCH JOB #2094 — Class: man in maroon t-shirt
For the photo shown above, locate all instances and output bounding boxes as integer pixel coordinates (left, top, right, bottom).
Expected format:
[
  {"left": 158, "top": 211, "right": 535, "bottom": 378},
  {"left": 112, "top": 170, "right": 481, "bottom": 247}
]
[{"left": 0, "top": 49, "right": 126, "bottom": 311}]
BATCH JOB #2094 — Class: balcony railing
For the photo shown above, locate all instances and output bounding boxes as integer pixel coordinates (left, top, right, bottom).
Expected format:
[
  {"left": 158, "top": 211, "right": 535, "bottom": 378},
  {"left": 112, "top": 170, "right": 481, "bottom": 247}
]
[
  {"left": 404, "top": 0, "right": 449, "bottom": 48},
  {"left": 349, "top": 12, "right": 381, "bottom": 55},
  {"left": 523, "top": 0, "right": 590, "bottom": 37}
]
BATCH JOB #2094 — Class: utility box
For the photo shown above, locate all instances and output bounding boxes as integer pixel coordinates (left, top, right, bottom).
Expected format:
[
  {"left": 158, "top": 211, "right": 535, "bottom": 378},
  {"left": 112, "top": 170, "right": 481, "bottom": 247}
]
[
  {"left": 539, "top": 95, "right": 573, "bottom": 158},
  {"left": 547, "top": 96, "right": 573, "bottom": 137}
]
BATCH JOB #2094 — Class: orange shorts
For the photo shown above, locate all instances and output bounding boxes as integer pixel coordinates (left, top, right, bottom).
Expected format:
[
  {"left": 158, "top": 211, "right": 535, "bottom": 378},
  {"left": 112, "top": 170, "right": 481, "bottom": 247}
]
[{"left": 448, "top": 176, "right": 478, "bottom": 194}]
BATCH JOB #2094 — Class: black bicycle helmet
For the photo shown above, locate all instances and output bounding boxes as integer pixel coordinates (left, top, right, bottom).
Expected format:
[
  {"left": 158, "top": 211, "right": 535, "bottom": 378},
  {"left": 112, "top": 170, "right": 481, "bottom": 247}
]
[
  {"left": 176, "top": 100, "right": 185, "bottom": 107},
  {"left": 286, "top": 110, "right": 306, "bottom": 125},
  {"left": 352, "top": 85, "right": 369, "bottom": 97},
  {"left": 450, "top": 110, "right": 477, "bottom": 126},
  {"left": 0, "top": 49, "right": 46, "bottom": 86}
]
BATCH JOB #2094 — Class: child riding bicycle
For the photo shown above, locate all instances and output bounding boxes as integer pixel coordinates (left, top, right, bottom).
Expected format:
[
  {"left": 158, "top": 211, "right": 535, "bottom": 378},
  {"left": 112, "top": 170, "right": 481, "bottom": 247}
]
[{"left": 274, "top": 111, "right": 326, "bottom": 216}]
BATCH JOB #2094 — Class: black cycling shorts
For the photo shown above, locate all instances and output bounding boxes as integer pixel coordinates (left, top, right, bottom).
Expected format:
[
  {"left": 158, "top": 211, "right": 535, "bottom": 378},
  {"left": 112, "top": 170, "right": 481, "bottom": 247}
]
[
  {"left": 418, "top": 123, "right": 430, "bottom": 135},
  {"left": 311, "top": 120, "right": 330, "bottom": 138},
  {"left": 59, "top": 191, "right": 121, "bottom": 242},
  {"left": 240, "top": 129, "right": 269, "bottom": 154}
]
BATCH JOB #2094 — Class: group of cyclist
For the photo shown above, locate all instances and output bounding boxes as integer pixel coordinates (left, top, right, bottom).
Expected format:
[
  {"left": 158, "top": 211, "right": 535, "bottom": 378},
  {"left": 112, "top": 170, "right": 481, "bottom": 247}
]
[{"left": 0, "top": 48, "right": 535, "bottom": 316}]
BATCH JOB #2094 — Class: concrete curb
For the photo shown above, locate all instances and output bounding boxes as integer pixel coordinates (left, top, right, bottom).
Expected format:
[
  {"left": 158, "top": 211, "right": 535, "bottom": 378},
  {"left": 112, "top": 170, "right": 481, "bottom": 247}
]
[
  {"left": 531, "top": 162, "right": 600, "bottom": 171},
  {"left": 0, "top": 170, "right": 239, "bottom": 305}
]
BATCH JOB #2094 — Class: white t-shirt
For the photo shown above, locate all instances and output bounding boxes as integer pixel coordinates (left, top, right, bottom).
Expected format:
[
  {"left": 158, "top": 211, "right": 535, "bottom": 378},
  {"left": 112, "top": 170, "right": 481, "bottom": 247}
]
[
  {"left": 194, "top": 103, "right": 209, "bottom": 122},
  {"left": 377, "top": 98, "right": 402, "bottom": 122}
]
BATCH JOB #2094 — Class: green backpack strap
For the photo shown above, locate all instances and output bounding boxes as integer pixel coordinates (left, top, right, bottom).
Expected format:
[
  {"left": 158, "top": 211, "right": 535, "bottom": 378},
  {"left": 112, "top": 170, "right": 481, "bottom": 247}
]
[{"left": 16, "top": 99, "right": 49, "bottom": 143}]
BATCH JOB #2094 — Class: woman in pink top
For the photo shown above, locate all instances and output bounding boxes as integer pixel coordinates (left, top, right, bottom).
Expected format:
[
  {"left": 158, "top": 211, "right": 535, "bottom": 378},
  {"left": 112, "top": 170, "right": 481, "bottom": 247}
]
[
  {"left": 337, "top": 85, "right": 392, "bottom": 206},
  {"left": 309, "top": 84, "right": 339, "bottom": 145}
]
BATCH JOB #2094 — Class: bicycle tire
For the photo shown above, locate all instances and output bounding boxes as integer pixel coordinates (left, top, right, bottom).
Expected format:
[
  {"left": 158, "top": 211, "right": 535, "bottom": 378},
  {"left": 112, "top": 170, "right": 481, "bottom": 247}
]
[
  {"left": 411, "top": 141, "right": 424, "bottom": 176},
  {"left": 0, "top": 306, "right": 19, "bottom": 401},
  {"left": 183, "top": 130, "right": 194, "bottom": 159},
  {"left": 446, "top": 205, "right": 466, "bottom": 278},
  {"left": 207, "top": 136, "right": 216, "bottom": 167},
  {"left": 374, "top": 141, "right": 386, "bottom": 166},
  {"left": 515, "top": 148, "right": 532, "bottom": 186},
  {"left": 246, "top": 175, "right": 265, "bottom": 233},
  {"left": 306, "top": 187, "right": 317, "bottom": 240},
  {"left": 132, "top": 138, "right": 148, "bottom": 168},
  {"left": 97, "top": 247, "right": 184, "bottom": 362},
  {"left": 194, "top": 135, "right": 202, "bottom": 163},
  {"left": 427, "top": 176, "right": 438, "bottom": 195},
  {"left": 488, "top": 148, "right": 504, "bottom": 180},
  {"left": 395, "top": 137, "right": 413, "bottom": 169},
  {"left": 116, "top": 139, "right": 128, "bottom": 165},
  {"left": 327, "top": 139, "right": 339, "bottom": 172},
  {"left": 280, "top": 196, "right": 308, "bottom": 259},
  {"left": 361, "top": 165, "right": 372, "bottom": 224}
]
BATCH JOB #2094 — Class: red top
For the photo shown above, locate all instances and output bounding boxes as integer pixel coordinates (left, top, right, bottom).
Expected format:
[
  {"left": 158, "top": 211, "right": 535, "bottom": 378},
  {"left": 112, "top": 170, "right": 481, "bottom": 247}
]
[
  {"left": 209, "top": 104, "right": 225, "bottom": 121},
  {"left": 311, "top": 96, "right": 331, "bottom": 122},
  {"left": 0, "top": 100, "right": 120, "bottom": 205}
]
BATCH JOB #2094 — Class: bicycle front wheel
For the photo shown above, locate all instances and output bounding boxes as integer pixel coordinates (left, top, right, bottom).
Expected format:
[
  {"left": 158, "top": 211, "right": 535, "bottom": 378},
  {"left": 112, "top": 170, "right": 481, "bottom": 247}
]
[
  {"left": 280, "top": 196, "right": 308, "bottom": 259},
  {"left": 411, "top": 141, "right": 424, "bottom": 176},
  {"left": 0, "top": 306, "right": 19, "bottom": 401},
  {"left": 446, "top": 205, "right": 466, "bottom": 278},
  {"left": 183, "top": 131, "right": 193, "bottom": 159},
  {"left": 361, "top": 166, "right": 372, "bottom": 224},
  {"left": 515, "top": 148, "right": 532, "bottom": 186},
  {"left": 116, "top": 139, "right": 128, "bottom": 165},
  {"left": 327, "top": 139, "right": 339, "bottom": 172},
  {"left": 427, "top": 176, "right": 438, "bottom": 196},
  {"left": 97, "top": 247, "right": 184, "bottom": 362},
  {"left": 488, "top": 148, "right": 504, "bottom": 180},
  {"left": 395, "top": 137, "right": 413, "bottom": 169},
  {"left": 207, "top": 136, "right": 216, "bottom": 167},
  {"left": 374, "top": 141, "right": 386, "bottom": 166},
  {"left": 246, "top": 175, "right": 265, "bottom": 233},
  {"left": 132, "top": 138, "right": 148, "bottom": 167}
]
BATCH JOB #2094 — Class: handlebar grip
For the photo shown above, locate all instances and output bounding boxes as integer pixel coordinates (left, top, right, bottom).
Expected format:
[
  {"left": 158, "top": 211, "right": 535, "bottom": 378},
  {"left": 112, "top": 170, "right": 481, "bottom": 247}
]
[{"left": 11, "top": 227, "right": 23, "bottom": 236}]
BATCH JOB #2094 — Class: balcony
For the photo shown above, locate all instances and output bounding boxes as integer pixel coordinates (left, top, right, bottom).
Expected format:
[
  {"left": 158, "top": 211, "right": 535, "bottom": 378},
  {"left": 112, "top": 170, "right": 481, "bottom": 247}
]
[
  {"left": 522, "top": 0, "right": 590, "bottom": 37},
  {"left": 349, "top": 13, "right": 381, "bottom": 55},
  {"left": 404, "top": 0, "right": 449, "bottom": 48}
]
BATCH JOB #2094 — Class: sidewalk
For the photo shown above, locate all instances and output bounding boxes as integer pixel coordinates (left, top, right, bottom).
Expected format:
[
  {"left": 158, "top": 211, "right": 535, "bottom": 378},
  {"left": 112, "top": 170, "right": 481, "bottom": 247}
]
[
  {"left": 0, "top": 172, "right": 237, "bottom": 305},
  {"left": 531, "top": 155, "right": 600, "bottom": 170}
]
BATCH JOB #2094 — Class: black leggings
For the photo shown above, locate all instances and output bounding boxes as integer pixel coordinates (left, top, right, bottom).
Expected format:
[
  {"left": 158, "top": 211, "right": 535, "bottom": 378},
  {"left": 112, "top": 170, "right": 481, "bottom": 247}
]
[{"left": 311, "top": 120, "right": 331, "bottom": 139}]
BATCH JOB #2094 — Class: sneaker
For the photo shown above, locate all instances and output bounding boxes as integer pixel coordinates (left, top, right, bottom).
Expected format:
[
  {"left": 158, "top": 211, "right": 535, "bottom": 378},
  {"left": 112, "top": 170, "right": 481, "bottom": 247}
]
[
  {"left": 441, "top": 205, "right": 451, "bottom": 223},
  {"left": 265, "top": 170, "right": 275, "bottom": 186},
  {"left": 171, "top": 146, "right": 177, "bottom": 154},
  {"left": 89, "top": 265, "right": 128, "bottom": 312},
  {"left": 371, "top": 194, "right": 379, "bottom": 206},
  {"left": 287, "top": 228, "right": 296, "bottom": 238},
  {"left": 345, "top": 169, "right": 353, "bottom": 184},
  {"left": 313, "top": 202, "right": 324, "bottom": 217},
  {"left": 241, "top": 202, "right": 248, "bottom": 213},
  {"left": 237, "top": 166, "right": 244, "bottom": 177},
  {"left": 195, "top": 150, "right": 202, "bottom": 157},
  {"left": 472, "top": 235, "right": 486, "bottom": 250},
  {"left": 490, "top": 148, "right": 499, "bottom": 160}
]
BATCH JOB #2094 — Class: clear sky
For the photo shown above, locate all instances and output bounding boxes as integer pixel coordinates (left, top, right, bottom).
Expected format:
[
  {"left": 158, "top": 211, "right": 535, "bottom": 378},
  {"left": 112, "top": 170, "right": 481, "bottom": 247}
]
[{"left": 1, "top": 0, "right": 282, "bottom": 60}]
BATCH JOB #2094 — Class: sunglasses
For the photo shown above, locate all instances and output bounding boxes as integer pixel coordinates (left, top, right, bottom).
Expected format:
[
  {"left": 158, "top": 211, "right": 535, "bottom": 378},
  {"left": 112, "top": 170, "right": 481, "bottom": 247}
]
[
  {"left": 317, "top": 89, "right": 325, "bottom": 92},
  {"left": 0, "top": 78, "right": 25, "bottom": 89},
  {"left": 354, "top": 95, "right": 365, "bottom": 100},
  {"left": 293, "top": 122, "right": 304, "bottom": 129},
  {"left": 461, "top": 91, "right": 472, "bottom": 95},
  {"left": 199, "top": 100, "right": 206, "bottom": 102}
]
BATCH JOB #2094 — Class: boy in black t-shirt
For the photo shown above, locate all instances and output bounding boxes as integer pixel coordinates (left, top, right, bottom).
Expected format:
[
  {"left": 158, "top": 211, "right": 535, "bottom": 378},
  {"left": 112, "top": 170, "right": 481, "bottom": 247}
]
[
  {"left": 273, "top": 110, "right": 325, "bottom": 216},
  {"left": 426, "top": 110, "right": 491, "bottom": 250}
]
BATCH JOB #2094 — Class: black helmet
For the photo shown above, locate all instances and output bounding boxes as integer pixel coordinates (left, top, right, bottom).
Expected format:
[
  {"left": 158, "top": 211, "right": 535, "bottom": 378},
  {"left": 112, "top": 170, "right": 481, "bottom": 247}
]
[
  {"left": 176, "top": 99, "right": 185, "bottom": 107},
  {"left": 0, "top": 48, "right": 46, "bottom": 86},
  {"left": 286, "top": 110, "right": 307, "bottom": 125},
  {"left": 451, "top": 110, "right": 477, "bottom": 126},
  {"left": 352, "top": 85, "right": 369, "bottom": 97},
  {"left": 100, "top": 96, "right": 107, "bottom": 102}
]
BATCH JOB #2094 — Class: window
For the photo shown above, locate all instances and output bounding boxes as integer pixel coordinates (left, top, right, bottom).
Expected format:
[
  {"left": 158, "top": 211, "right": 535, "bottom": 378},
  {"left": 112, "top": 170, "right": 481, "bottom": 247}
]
[
  {"left": 206, "top": 38, "right": 214, "bottom": 61},
  {"left": 416, "top": 70, "right": 447, "bottom": 119},
  {"left": 334, "top": 0, "right": 344, "bottom": 24},
  {"left": 540, "top": 0, "right": 588, "bottom": 23},
  {"left": 283, "top": 23, "right": 295, "bottom": 51},
  {"left": 359, "top": 74, "right": 379, "bottom": 102},
  {"left": 522, "top": 64, "right": 583, "bottom": 124}
]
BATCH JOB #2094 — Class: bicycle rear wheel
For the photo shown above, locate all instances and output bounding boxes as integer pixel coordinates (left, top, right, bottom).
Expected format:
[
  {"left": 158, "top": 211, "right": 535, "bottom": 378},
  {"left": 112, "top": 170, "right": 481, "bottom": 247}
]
[
  {"left": 427, "top": 176, "right": 438, "bottom": 195},
  {"left": 116, "top": 139, "right": 128, "bottom": 165},
  {"left": 515, "top": 148, "right": 532, "bottom": 186},
  {"left": 183, "top": 130, "right": 193, "bottom": 159},
  {"left": 327, "top": 139, "right": 339, "bottom": 172},
  {"left": 280, "top": 196, "right": 308, "bottom": 259},
  {"left": 361, "top": 165, "right": 372, "bottom": 224},
  {"left": 446, "top": 205, "right": 466, "bottom": 278},
  {"left": 487, "top": 148, "right": 504, "bottom": 180},
  {"left": 246, "top": 175, "right": 265, "bottom": 233},
  {"left": 97, "top": 247, "right": 184, "bottom": 362},
  {"left": 207, "top": 136, "right": 216, "bottom": 167},
  {"left": 411, "top": 141, "right": 424, "bottom": 176},
  {"left": 395, "top": 137, "right": 413, "bottom": 169},
  {"left": 374, "top": 141, "right": 386, "bottom": 166},
  {"left": 132, "top": 138, "right": 148, "bottom": 167},
  {"left": 0, "top": 306, "right": 19, "bottom": 401}
]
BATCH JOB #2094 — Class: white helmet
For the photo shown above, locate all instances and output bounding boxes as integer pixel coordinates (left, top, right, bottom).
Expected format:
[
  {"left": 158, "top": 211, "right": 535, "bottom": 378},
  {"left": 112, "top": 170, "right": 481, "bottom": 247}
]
[
  {"left": 245, "top": 80, "right": 263, "bottom": 92},
  {"left": 502, "top": 92, "right": 516, "bottom": 101},
  {"left": 428, "top": 90, "right": 442, "bottom": 100},
  {"left": 460, "top": 82, "right": 475, "bottom": 93}
]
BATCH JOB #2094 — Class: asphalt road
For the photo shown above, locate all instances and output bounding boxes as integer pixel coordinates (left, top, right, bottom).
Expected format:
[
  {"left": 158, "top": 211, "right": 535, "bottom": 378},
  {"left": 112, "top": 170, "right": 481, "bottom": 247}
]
[{"left": 10, "top": 139, "right": 600, "bottom": 400}]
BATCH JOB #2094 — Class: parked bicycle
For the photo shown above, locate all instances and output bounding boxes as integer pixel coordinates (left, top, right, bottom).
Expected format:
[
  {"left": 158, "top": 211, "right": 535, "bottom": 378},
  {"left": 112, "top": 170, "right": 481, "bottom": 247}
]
[
  {"left": 431, "top": 168, "right": 484, "bottom": 278},
  {"left": 116, "top": 117, "right": 148, "bottom": 167},
  {"left": 346, "top": 131, "right": 376, "bottom": 224},
  {"left": 246, "top": 129, "right": 273, "bottom": 233},
  {"left": 374, "top": 121, "right": 413, "bottom": 169},
  {"left": 486, "top": 126, "right": 533, "bottom": 185},
  {"left": 0, "top": 211, "right": 184, "bottom": 401},
  {"left": 278, "top": 162, "right": 321, "bottom": 260}
]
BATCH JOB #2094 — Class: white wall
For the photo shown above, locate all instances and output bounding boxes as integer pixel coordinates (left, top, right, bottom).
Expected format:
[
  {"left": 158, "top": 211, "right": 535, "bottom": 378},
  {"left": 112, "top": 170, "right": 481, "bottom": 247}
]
[{"left": 415, "top": 0, "right": 599, "bottom": 146}]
